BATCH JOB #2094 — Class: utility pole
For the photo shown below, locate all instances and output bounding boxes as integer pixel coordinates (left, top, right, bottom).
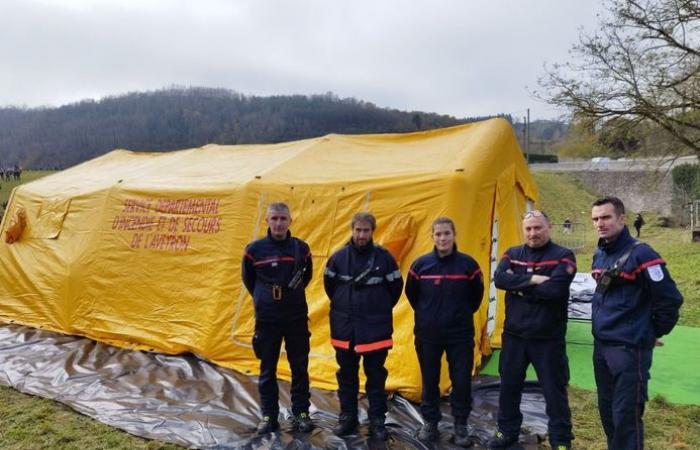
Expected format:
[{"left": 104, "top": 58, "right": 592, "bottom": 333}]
[
  {"left": 526, "top": 108, "right": 530, "bottom": 164},
  {"left": 522, "top": 115, "right": 528, "bottom": 164}
]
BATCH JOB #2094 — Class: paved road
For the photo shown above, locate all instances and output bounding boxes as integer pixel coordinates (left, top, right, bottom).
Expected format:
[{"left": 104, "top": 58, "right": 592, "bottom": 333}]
[{"left": 530, "top": 155, "right": 698, "bottom": 172}]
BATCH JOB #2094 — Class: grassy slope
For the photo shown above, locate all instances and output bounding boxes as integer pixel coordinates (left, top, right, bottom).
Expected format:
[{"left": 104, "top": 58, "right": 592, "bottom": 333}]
[
  {"left": 0, "top": 171, "right": 697, "bottom": 449},
  {"left": 0, "top": 171, "right": 53, "bottom": 206},
  {"left": 534, "top": 172, "right": 699, "bottom": 326},
  {"left": 535, "top": 172, "right": 700, "bottom": 449}
]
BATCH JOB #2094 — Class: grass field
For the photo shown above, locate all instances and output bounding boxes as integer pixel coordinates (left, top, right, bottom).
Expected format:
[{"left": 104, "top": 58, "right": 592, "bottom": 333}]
[
  {"left": 0, "top": 171, "right": 697, "bottom": 449},
  {"left": 0, "top": 386, "right": 180, "bottom": 450},
  {"left": 1, "top": 170, "right": 54, "bottom": 220}
]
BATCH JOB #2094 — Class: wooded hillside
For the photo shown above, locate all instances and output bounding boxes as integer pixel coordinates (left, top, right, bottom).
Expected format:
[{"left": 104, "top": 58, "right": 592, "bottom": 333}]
[{"left": 0, "top": 87, "right": 518, "bottom": 169}]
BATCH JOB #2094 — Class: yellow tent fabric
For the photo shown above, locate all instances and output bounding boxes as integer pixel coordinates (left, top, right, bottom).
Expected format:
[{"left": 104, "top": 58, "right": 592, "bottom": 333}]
[{"left": 0, "top": 118, "right": 537, "bottom": 402}]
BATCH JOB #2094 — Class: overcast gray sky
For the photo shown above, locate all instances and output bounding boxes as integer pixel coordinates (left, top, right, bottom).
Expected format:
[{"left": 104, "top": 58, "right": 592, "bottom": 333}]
[{"left": 0, "top": 0, "right": 602, "bottom": 120}]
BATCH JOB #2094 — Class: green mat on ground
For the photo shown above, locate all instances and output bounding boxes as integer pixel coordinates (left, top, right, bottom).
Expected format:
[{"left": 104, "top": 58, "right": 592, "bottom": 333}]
[{"left": 480, "top": 322, "right": 700, "bottom": 405}]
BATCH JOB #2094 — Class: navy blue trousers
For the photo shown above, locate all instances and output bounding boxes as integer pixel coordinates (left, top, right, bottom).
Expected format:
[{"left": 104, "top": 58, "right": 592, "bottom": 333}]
[
  {"left": 415, "top": 338, "right": 473, "bottom": 423},
  {"left": 593, "top": 340, "right": 652, "bottom": 450},
  {"left": 335, "top": 348, "right": 388, "bottom": 420},
  {"left": 252, "top": 320, "right": 311, "bottom": 417},
  {"left": 497, "top": 334, "right": 573, "bottom": 446}
]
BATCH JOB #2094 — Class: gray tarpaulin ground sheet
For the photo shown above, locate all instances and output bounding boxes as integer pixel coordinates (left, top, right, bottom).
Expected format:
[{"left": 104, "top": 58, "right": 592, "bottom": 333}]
[
  {"left": 0, "top": 324, "right": 552, "bottom": 449},
  {"left": 568, "top": 273, "right": 595, "bottom": 320}
]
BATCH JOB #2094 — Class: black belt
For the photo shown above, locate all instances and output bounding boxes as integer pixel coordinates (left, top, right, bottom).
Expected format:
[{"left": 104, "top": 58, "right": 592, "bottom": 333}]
[{"left": 259, "top": 281, "right": 296, "bottom": 301}]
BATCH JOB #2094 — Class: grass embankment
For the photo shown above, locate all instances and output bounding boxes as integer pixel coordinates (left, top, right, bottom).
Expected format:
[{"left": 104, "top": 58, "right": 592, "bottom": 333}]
[
  {"left": 0, "top": 171, "right": 697, "bottom": 449},
  {"left": 535, "top": 172, "right": 700, "bottom": 449},
  {"left": 534, "top": 172, "right": 700, "bottom": 326},
  {"left": 1, "top": 171, "right": 54, "bottom": 219}
]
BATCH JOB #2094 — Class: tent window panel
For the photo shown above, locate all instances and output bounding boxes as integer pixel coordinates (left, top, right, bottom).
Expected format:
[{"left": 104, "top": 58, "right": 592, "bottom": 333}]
[{"left": 32, "top": 198, "right": 72, "bottom": 239}]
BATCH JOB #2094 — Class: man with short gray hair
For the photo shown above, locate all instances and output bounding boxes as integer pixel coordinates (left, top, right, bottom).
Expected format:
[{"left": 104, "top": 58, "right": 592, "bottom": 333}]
[{"left": 242, "top": 202, "right": 313, "bottom": 435}]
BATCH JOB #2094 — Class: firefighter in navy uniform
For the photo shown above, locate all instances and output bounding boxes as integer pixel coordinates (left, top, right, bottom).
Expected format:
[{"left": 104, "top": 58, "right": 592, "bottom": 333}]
[
  {"left": 488, "top": 210, "right": 576, "bottom": 450},
  {"left": 242, "top": 202, "right": 314, "bottom": 435},
  {"left": 405, "top": 217, "right": 484, "bottom": 447},
  {"left": 324, "top": 212, "right": 403, "bottom": 440},
  {"left": 590, "top": 197, "right": 682, "bottom": 450}
]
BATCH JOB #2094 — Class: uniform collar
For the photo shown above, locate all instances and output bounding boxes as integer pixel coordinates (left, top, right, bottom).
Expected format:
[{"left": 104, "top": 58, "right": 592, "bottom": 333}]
[
  {"left": 433, "top": 244, "right": 457, "bottom": 260},
  {"left": 525, "top": 239, "right": 552, "bottom": 253},
  {"left": 267, "top": 228, "right": 292, "bottom": 245},
  {"left": 598, "top": 226, "right": 634, "bottom": 253},
  {"left": 349, "top": 238, "right": 374, "bottom": 254}
]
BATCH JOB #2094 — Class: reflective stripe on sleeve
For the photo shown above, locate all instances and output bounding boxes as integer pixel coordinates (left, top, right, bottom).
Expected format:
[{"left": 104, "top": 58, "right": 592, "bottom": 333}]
[
  {"left": 385, "top": 269, "right": 401, "bottom": 282},
  {"left": 365, "top": 276, "right": 384, "bottom": 285}
]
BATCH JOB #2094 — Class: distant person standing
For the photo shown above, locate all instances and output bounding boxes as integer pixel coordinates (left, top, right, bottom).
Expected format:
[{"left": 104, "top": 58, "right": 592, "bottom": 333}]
[
  {"left": 405, "top": 216, "right": 483, "bottom": 447},
  {"left": 633, "top": 213, "right": 645, "bottom": 238},
  {"left": 591, "top": 197, "right": 682, "bottom": 450},
  {"left": 562, "top": 218, "right": 573, "bottom": 235},
  {"left": 242, "top": 202, "right": 314, "bottom": 434}
]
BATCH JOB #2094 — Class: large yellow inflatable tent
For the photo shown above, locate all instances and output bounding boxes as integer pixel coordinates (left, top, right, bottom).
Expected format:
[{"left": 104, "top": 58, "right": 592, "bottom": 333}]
[{"left": 0, "top": 118, "right": 537, "bottom": 402}]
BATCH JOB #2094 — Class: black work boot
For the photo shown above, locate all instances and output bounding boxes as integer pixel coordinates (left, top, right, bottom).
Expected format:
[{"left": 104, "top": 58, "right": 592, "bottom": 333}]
[
  {"left": 333, "top": 413, "right": 359, "bottom": 436},
  {"left": 256, "top": 415, "right": 279, "bottom": 435},
  {"left": 418, "top": 421, "right": 439, "bottom": 441},
  {"left": 487, "top": 430, "right": 518, "bottom": 449},
  {"left": 551, "top": 444, "right": 572, "bottom": 450},
  {"left": 291, "top": 412, "right": 314, "bottom": 432},
  {"left": 453, "top": 417, "right": 474, "bottom": 448},
  {"left": 369, "top": 417, "right": 388, "bottom": 441}
]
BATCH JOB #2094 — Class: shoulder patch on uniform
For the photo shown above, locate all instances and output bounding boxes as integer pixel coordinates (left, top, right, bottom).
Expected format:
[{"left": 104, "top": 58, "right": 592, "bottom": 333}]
[{"left": 647, "top": 264, "right": 664, "bottom": 282}]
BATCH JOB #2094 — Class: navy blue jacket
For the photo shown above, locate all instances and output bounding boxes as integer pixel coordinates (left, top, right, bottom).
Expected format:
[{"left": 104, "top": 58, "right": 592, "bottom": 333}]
[
  {"left": 405, "top": 247, "right": 484, "bottom": 344},
  {"left": 494, "top": 240, "right": 576, "bottom": 340},
  {"left": 592, "top": 226, "right": 683, "bottom": 348},
  {"left": 324, "top": 240, "right": 403, "bottom": 353},
  {"left": 242, "top": 230, "right": 313, "bottom": 324}
]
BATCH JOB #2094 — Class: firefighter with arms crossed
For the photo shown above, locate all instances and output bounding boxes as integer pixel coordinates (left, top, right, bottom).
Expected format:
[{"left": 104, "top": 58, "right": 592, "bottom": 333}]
[{"left": 489, "top": 210, "right": 576, "bottom": 450}]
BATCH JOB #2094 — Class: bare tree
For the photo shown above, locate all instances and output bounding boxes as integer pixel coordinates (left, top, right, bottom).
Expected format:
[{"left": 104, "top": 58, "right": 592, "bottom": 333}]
[{"left": 537, "top": 0, "right": 700, "bottom": 157}]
